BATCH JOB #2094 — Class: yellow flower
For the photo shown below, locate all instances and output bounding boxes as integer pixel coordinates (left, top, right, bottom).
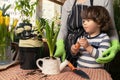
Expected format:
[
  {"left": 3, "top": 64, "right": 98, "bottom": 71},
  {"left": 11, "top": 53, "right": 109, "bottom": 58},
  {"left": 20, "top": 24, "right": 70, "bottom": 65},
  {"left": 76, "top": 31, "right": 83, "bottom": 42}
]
[
  {"left": 12, "top": 19, "right": 18, "bottom": 28},
  {"left": 4, "top": 16, "right": 10, "bottom": 27},
  {"left": 0, "top": 16, "right": 4, "bottom": 25},
  {"left": 0, "top": 10, "right": 2, "bottom": 16}
]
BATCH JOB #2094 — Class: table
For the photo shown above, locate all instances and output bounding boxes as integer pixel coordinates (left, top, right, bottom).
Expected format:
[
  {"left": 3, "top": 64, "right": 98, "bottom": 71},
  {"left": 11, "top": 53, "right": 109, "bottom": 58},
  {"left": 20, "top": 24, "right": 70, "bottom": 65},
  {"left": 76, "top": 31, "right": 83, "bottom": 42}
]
[{"left": 0, "top": 64, "right": 112, "bottom": 80}]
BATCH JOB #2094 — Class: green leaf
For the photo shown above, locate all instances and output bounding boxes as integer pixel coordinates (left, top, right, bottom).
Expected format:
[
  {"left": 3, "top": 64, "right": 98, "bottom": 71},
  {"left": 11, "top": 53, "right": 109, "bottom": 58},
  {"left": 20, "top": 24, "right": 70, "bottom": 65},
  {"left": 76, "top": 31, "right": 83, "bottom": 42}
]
[
  {"left": 36, "top": 18, "right": 60, "bottom": 57},
  {"left": 2, "top": 4, "right": 11, "bottom": 16},
  {"left": 14, "top": 0, "right": 38, "bottom": 23}
]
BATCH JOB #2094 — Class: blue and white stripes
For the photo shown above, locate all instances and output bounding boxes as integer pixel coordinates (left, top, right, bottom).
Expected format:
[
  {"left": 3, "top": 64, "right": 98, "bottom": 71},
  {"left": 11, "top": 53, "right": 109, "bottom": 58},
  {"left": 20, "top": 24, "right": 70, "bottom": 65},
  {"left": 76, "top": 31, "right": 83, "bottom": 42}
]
[{"left": 77, "top": 33, "right": 110, "bottom": 68}]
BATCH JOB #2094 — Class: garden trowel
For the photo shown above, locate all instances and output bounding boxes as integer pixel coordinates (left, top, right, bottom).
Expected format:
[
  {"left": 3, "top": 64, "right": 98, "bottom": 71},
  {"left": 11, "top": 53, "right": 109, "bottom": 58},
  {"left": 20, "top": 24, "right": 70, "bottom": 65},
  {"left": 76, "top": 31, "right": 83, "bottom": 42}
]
[{"left": 68, "top": 61, "right": 90, "bottom": 79}]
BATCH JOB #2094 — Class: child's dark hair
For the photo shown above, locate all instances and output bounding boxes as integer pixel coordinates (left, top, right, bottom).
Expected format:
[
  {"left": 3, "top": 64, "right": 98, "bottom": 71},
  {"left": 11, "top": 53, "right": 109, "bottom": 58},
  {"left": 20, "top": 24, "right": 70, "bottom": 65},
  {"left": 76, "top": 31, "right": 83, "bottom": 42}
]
[{"left": 81, "top": 6, "right": 112, "bottom": 32}]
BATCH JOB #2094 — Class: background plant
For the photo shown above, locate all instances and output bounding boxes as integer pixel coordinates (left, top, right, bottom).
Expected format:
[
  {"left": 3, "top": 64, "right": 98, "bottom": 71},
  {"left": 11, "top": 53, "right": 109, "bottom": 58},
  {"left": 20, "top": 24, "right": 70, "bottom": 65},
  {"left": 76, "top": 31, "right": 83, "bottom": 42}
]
[
  {"left": 35, "top": 17, "right": 47, "bottom": 38},
  {"left": 35, "top": 18, "right": 60, "bottom": 57},
  {"left": 0, "top": 4, "right": 11, "bottom": 46},
  {"left": 113, "top": 0, "right": 120, "bottom": 37},
  {"left": 0, "top": 4, "right": 18, "bottom": 60},
  {"left": 45, "top": 21, "right": 60, "bottom": 57},
  {"left": 15, "top": 0, "right": 38, "bottom": 23}
]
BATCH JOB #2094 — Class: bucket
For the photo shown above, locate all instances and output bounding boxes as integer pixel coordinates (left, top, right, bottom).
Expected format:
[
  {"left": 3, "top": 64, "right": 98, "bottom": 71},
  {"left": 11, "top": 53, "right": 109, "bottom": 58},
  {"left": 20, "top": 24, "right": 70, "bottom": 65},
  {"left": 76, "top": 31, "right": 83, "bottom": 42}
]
[{"left": 19, "top": 47, "right": 43, "bottom": 69}]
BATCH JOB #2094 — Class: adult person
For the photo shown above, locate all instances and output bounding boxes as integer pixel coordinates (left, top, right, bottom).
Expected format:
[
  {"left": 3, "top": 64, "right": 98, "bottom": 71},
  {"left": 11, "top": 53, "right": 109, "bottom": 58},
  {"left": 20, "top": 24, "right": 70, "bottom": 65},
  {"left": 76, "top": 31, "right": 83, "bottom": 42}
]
[{"left": 54, "top": 0, "right": 120, "bottom": 65}]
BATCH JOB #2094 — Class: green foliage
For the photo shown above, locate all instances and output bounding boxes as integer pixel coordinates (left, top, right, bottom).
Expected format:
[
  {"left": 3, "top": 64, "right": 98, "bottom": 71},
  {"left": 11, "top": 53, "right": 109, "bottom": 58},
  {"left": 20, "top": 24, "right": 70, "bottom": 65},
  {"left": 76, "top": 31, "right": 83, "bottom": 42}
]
[
  {"left": 45, "top": 21, "right": 60, "bottom": 57},
  {"left": 35, "top": 17, "right": 47, "bottom": 38},
  {"left": 113, "top": 0, "right": 120, "bottom": 31},
  {"left": 0, "top": 4, "right": 11, "bottom": 16},
  {"left": 0, "top": 4, "right": 12, "bottom": 46},
  {"left": 15, "top": 0, "right": 38, "bottom": 23},
  {"left": 0, "top": 4, "right": 17, "bottom": 60},
  {"left": 36, "top": 18, "right": 60, "bottom": 57}
]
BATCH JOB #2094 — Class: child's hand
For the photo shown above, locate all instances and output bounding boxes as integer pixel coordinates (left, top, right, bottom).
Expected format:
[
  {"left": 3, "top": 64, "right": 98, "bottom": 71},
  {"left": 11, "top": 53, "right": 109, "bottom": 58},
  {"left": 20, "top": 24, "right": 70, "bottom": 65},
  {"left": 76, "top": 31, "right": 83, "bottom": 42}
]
[
  {"left": 75, "top": 42, "right": 80, "bottom": 49},
  {"left": 71, "top": 43, "right": 80, "bottom": 55},
  {"left": 79, "top": 38, "right": 89, "bottom": 49},
  {"left": 79, "top": 37, "right": 93, "bottom": 54}
]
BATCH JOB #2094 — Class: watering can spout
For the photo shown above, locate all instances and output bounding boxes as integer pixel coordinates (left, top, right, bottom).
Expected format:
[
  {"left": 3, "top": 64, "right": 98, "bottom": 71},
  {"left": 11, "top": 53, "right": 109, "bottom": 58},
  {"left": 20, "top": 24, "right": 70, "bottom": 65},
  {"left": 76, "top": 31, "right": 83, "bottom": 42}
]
[{"left": 60, "top": 59, "right": 69, "bottom": 71}]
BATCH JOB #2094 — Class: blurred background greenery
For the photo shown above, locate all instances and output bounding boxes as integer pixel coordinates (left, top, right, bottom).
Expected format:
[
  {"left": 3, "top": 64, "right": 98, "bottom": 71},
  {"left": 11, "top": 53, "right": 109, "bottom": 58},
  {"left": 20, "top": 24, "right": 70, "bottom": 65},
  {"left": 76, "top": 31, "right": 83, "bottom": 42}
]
[{"left": 113, "top": 0, "right": 120, "bottom": 39}]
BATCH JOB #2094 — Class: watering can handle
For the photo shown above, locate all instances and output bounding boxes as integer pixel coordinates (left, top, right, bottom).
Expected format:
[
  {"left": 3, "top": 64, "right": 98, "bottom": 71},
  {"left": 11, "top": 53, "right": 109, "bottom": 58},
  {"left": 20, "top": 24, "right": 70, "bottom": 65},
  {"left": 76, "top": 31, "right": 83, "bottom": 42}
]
[{"left": 36, "top": 58, "right": 43, "bottom": 70}]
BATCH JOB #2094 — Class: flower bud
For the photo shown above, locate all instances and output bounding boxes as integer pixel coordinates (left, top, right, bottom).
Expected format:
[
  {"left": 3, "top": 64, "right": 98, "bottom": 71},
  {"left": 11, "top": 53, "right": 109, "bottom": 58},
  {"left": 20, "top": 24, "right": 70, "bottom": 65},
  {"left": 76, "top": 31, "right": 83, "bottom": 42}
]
[
  {"left": 0, "top": 16, "right": 4, "bottom": 25},
  {"left": 5, "top": 16, "right": 10, "bottom": 27},
  {"left": 0, "top": 10, "right": 2, "bottom": 16},
  {"left": 12, "top": 19, "right": 18, "bottom": 28}
]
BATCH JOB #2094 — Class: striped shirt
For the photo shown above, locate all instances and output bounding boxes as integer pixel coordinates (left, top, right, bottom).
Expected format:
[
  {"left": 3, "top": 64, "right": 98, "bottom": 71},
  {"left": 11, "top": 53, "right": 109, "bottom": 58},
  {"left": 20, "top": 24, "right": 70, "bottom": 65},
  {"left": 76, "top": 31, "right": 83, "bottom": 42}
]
[{"left": 77, "top": 33, "right": 110, "bottom": 68}]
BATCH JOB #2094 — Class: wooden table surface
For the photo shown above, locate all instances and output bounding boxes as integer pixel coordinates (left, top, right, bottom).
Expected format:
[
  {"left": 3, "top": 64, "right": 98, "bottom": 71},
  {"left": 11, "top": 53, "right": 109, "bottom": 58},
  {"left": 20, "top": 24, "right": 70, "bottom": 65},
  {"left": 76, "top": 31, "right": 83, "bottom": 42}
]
[{"left": 0, "top": 64, "right": 112, "bottom": 80}]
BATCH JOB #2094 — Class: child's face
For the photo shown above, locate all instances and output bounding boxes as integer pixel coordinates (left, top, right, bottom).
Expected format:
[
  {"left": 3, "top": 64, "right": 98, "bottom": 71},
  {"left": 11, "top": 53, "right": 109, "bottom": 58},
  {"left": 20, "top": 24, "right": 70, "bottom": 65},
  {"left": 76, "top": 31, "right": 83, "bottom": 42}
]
[{"left": 82, "top": 19, "right": 100, "bottom": 37}]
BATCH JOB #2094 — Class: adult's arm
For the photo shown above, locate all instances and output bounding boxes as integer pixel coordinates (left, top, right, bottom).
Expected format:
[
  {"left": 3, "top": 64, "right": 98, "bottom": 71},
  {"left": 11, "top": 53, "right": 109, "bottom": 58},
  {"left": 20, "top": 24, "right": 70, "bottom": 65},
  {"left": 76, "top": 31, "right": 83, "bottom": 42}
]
[
  {"left": 54, "top": 0, "right": 75, "bottom": 61},
  {"left": 57, "top": 0, "right": 75, "bottom": 40},
  {"left": 96, "top": 0, "right": 120, "bottom": 63}
]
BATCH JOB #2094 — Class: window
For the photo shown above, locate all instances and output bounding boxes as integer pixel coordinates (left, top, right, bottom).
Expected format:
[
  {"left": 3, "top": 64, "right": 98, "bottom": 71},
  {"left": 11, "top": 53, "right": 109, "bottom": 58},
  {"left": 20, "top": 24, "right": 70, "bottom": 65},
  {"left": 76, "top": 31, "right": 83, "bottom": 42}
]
[
  {"left": 0, "top": 0, "right": 62, "bottom": 25},
  {"left": 41, "top": 0, "right": 61, "bottom": 20}
]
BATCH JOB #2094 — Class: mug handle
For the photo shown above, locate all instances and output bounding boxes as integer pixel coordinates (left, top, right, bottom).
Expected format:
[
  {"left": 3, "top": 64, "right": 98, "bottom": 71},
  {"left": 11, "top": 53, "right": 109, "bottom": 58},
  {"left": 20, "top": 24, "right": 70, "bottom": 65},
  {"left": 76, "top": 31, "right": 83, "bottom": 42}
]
[{"left": 36, "top": 58, "right": 43, "bottom": 70}]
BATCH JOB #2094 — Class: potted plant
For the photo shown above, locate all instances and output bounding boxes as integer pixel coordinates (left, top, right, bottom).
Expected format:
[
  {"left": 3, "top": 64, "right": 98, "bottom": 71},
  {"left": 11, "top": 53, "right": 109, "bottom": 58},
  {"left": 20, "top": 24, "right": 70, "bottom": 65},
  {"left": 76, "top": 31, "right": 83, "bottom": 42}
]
[
  {"left": 36, "top": 17, "right": 62, "bottom": 75},
  {"left": 45, "top": 21, "right": 60, "bottom": 57},
  {"left": 14, "top": 0, "right": 44, "bottom": 70},
  {"left": 35, "top": 17, "right": 60, "bottom": 58},
  {"left": 0, "top": 4, "right": 18, "bottom": 64},
  {"left": 15, "top": 0, "right": 38, "bottom": 24},
  {"left": 14, "top": 0, "right": 39, "bottom": 39}
]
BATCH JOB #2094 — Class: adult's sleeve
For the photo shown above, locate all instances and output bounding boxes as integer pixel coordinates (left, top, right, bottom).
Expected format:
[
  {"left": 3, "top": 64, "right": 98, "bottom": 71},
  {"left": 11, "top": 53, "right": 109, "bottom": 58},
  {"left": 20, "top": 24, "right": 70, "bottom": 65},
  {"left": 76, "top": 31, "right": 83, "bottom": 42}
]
[{"left": 57, "top": 0, "right": 74, "bottom": 40}]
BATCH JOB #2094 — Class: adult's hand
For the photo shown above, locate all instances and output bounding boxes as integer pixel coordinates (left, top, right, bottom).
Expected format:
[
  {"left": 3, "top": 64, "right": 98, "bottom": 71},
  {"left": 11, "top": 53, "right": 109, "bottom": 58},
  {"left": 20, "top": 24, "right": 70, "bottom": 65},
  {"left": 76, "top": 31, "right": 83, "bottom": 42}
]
[
  {"left": 96, "top": 40, "right": 120, "bottom": 63},
  {"left": 54, "top": 39, "right": 66, "bottom": 61}
]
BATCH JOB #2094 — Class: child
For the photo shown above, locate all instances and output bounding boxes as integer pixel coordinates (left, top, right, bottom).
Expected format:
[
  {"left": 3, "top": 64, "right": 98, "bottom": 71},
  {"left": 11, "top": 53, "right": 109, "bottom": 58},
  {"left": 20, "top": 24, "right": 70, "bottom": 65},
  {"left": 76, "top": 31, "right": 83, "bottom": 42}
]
[{"left": 71, "top": 6, "right": 111, "bottom": 68}]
